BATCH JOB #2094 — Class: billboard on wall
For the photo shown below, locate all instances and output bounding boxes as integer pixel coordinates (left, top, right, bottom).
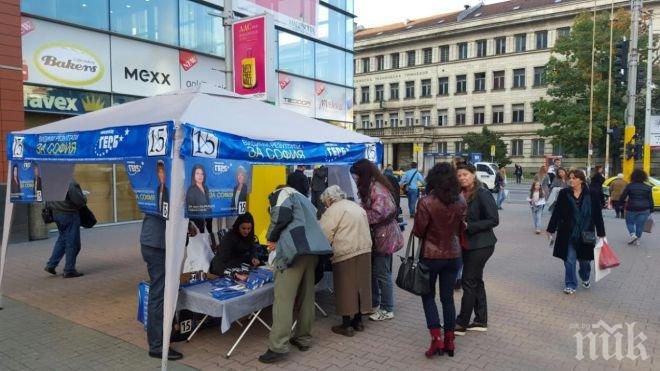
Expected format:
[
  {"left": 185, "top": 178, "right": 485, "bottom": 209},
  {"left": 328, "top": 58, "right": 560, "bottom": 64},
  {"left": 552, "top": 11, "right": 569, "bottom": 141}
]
[
  {"left": 232, "top": 15, "right": 276, "bottom": 101},
  {"left": 111, "top": 36, "right": 181, "bottom": 96},
  {"left": 179, "top": 51, "right": 227, "bottom": 90},
  {"left": 277, "top": 73, "right": 315, "bottom": 117},
  {"left": 234, "top": 0, "right": 318, "bottom": 38},
  {"left": 24, "top": 85, "right": 111, "bottom": 115},
  {"left": 315, "top": 82, "right": 346, "bottom": 122},
  {"left": 21, "top": 17, "right": 111, "bottom": 92}
]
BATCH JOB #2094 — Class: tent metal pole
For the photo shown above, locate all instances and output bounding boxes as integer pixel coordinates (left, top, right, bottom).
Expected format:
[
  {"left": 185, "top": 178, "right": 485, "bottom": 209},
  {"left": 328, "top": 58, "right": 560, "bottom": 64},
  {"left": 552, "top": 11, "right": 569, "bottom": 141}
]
[{"left": 0, "top": 161, "right": 16, "bottom": 309}]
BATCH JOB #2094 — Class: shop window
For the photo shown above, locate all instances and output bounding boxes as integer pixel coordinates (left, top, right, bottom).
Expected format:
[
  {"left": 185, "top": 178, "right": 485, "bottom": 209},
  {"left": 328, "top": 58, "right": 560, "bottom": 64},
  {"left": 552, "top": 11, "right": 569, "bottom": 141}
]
[
  {"left": 111, "top": 0, "right": 179, "bottom": 45},
  {"left": 22, "top": 0, "right": 109, "bottom": 30},
  {"left": 179, "top": 0, "right": 224, "bottom": 56}
]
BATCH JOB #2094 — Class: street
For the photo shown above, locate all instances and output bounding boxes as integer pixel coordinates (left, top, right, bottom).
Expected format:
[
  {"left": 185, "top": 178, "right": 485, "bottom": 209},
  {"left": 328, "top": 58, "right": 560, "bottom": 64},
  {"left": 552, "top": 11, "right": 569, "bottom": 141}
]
[{"left": 0, "top": 200, "right": 658, "bottom": 370}]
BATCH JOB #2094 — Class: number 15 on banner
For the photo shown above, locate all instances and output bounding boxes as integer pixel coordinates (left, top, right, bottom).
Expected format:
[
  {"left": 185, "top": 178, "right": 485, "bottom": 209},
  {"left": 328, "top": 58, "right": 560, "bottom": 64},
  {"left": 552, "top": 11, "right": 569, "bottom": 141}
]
[{"left": 147, "top": 125, "right": 169, "bottom": 157}]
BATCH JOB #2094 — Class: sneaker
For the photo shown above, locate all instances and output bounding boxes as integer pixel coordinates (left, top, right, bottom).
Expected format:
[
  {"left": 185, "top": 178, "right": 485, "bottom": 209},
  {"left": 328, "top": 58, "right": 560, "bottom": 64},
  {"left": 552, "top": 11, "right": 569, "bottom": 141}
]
[
  {"left": 44, "top": 266, "right": 56, "bottom": 275},
  {"left": 467, "top": 323, "right": 488, "bottom": 332},
  {"left": 582, "top": 281, "right": 591, "bottom": 289},
  {"left": 454, "top": 324, "right": 467, "bottom": 336},
  {"left": 369, "top": 309, "right": 394, "bottom": 321},
  {"left": 258, "top": 349, "right": 287, "bottom": 364},
  {"left": 563, "top": 287, "right": 575, "bottom": 295},
  {"left": 63, "top": 271, "right": 84, "bottom": 278},
  {"left": 628, "top": 234, "right": 638, "bottom": 245},
  {"left": 634, "top": 238, "right": 641, "bottom": 246}
]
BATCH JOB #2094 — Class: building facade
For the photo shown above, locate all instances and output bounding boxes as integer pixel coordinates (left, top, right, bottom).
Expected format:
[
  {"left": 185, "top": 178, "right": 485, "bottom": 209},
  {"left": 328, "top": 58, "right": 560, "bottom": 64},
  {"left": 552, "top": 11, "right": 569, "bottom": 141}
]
[
  {"left": 354, "top": 0, "right": 660, "bottom": 173},
  {"left": 4, "top": 0, "right": 355, "bottom": 228}
]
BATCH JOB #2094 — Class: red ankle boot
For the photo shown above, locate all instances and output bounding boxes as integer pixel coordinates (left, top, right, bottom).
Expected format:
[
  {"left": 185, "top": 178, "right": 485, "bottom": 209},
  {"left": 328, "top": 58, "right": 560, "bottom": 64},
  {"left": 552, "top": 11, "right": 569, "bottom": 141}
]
[
  {"left": 444, "top": 330, "right": 455, "bottom": 357},
  {"left": 425, "top": 328, "right": 444, "bottom": 357}
]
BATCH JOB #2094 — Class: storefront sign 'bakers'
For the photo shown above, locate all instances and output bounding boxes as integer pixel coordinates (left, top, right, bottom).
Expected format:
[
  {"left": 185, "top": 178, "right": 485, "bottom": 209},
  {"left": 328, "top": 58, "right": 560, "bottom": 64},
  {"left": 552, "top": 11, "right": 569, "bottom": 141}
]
[{"left": 34, "top": 43, "right": 105, "bottom": 86}]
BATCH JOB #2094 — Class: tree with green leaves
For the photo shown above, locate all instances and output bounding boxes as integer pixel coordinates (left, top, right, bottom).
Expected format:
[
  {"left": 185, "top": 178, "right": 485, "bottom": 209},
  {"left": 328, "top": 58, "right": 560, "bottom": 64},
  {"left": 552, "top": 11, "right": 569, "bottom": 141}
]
[
  {"left": 532, "top": 9, "right": 651, "bottom": 158},
  {"left": 462, "top": 126, "right": 510, "bottom": 166}
]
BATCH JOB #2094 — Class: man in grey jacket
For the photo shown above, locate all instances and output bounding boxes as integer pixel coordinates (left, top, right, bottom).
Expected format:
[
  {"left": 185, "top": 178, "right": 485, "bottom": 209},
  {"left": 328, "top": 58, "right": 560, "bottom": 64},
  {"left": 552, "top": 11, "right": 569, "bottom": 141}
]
[
  {"left": 44, "top": 180, "right": 86, "bottom": 278},
  {"left": 259, "top": 186, "right": 332, "bottom": 364}
]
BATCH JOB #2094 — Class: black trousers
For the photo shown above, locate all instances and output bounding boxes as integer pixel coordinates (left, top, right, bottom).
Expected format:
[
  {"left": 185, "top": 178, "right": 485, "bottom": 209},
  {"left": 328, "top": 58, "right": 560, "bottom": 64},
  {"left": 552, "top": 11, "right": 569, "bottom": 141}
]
[
  {"left": 141, "top": 244, "right": 165, "bottom": 353},
  {"left": 457, "top": 246, "right": 494, "bottom": 326}
]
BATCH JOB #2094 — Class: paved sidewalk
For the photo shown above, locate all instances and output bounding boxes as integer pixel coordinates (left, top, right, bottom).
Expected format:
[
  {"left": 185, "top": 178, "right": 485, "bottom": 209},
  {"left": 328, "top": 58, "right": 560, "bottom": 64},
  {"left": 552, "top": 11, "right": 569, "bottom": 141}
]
[
  {"left": 0, "top": 297, "right": 194, "bottom": 371},
  {"left": 0, "top": 203, "right": 658, "bottom": 370}
]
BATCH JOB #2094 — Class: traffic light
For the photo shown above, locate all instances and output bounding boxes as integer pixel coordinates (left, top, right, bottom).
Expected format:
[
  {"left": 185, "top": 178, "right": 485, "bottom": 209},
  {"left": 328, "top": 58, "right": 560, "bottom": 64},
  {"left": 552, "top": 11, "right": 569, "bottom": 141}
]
[
  {"left": 636, "top": 64, "right": 646, "bottom": 94},
  {"left": 613, "top": 40, "right": 629, "bottom": 86}
]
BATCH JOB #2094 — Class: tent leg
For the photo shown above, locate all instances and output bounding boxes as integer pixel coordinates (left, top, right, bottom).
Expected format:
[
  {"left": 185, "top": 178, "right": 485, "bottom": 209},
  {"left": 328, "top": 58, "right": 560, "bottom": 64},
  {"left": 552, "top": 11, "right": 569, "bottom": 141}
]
[
  {"left": 185, "top": 315, "right": 208, "bottom": 342},
  {"left": 315, "top": 302, "right": 328, "bottom": 317},
  {"left": 0, "top": 161, "right": 15, "bottom": 310},
  {"left": 226, "top": 308, "right": 263, "bottom": 359}
]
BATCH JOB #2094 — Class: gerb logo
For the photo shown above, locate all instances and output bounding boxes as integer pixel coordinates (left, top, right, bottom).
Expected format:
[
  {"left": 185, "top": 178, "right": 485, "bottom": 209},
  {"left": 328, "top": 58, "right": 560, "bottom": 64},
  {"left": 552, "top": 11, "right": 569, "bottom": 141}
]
[
  {"left": 573, "top": 320, "right": 648, "bottom": 361},
  {"left": 126, "top": 162, "right": 143, "bottom": 176},
  {"left": 34, "top": 43, "right": 104, "bottom": 86},
  {"left": 213, "top": 163, "right": 230, "bottom": 174},
  {"left": 12, "top": 137, "right": 25, "bottom": 158},
  {"left": 95, "top": 129, "right": 128, "bottom": 157},
  {"left": 365, "top": 144, "right": 377, "bottom": 162}
]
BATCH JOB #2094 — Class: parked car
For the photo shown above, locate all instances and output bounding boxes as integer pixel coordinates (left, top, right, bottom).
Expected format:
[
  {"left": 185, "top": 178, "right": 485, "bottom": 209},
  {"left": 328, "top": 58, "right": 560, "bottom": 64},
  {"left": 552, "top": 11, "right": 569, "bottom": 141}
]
[
  {"left": 602, "top": 175, "right": 660, "bottom": 210},
  {"left": 475, "top": 162, "right": 499, "bottom": 191}
]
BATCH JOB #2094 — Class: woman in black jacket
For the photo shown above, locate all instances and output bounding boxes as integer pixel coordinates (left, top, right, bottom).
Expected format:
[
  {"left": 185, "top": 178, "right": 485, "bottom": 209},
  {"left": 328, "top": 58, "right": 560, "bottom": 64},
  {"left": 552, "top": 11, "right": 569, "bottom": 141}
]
[
  {"left": 209, "top": 212, "right": 260, "bottom": 276},
  {"left": 547, "top": 170, "right": 605, "bottom": 295},
  {"left": 620, "top": 169, "right": 654, "bottom": 246},
  {"left": 455, "top": 163, "right": 499, "bottom": 335}
]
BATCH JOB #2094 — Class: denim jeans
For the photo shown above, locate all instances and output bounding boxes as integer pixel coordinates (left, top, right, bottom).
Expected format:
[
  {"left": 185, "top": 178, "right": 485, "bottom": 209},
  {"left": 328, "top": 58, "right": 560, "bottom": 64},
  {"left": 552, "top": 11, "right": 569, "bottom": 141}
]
[
  {"left": 407, "top": 189, "right": 419, "bottom": 216},
  {"left": 421, "top": 258, "right": 459, "bottom": 330},
  {"left": 496, "top": 190, "right": 506, "bottom": 208},
  {"left": 141, "top": 244, "right": 166, "bottom": 353},
  {"left": 531, "top": 205, "right": 543, "bottom": 230},
  {"left": 457, "top": 246, "right": 494, "bottom": 327},
  {"left": 564, "top": 242, "right": 591, "bottom": 290},
  {"left": 47, "top": 212, "right": 81, "bottom": 274},
  {"left": 372, "top": 254, "right": 394, "bottom": 312},
  {"left": 625, "top": 210, "right": 650, "bottom": 238}
]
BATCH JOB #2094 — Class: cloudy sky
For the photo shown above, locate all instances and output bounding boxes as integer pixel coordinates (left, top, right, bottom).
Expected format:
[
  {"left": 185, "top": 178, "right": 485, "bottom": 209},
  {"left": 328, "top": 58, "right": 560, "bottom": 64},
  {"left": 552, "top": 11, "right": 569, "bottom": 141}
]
[{"left": 354, "top": 0, "right": 509, "bottom": 28}]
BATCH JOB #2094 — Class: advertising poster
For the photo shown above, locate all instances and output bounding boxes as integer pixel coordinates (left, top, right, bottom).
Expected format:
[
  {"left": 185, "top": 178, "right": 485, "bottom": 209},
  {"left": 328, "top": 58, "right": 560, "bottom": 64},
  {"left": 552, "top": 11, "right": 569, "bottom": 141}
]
[
  {"left": 21, "top": 17, "right": 111, "bottom": 92},
  {"left": 315, "top": 82, "right": 346, "bottom": 121},
  {"left": 9, "top": 161, "right": 43, "bottom": 203},
  {"left": 124, "top": 158, "right": 172, "bottom": 219},
  {"left": 232, "top": 15, "right": 275, "bottom": 101},
  {"left": 24, "top": 85, "right": 110, "bottom": 115},
  {"left": 179, "top": 51, "right": 227, "bottom": 90},
  {"left": 184, "top": 159, "right": 252, "bottom": 218},
  {"left": 234, "top": 0, "right": 318, "bottom": 38},
  {"left": 278, "top": 73, "right": 315, "bottom": 117},
  {"left": 650, "top": 115, "right": 660, "bottom": 148}
]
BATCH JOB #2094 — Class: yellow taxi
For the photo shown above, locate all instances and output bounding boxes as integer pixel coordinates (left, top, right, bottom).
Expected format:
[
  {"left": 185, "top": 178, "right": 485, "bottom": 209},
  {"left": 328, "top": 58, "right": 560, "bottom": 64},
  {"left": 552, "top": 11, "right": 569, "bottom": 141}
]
[{"left": 603, "top": 176, "right": 660, "bottom": 210}]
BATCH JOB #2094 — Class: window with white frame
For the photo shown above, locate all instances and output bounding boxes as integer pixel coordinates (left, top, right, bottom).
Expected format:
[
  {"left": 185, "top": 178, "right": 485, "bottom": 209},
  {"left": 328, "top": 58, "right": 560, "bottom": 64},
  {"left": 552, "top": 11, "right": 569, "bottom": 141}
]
[
  {"left": 512, "top": 104, "right": 525, "bottom": 123},
  {"left": 455, "top": 108, "right": 466, "bottom": 126},
  {"left": 389, "top": 112, "right": 399, "bottom": 127},
  {"left": 375, "top": 114, "right": 384, "bottom": 128},
  {"left": 532, "top": 139, "right": 545, "bottom": 156},
  {"left": 492, "top": 105, "right": 504, "bottom": 124},
  {"left": 421, "top": 110, "right": 431, "bottom": 126},
  {"left": 405, "top": 111, "right": 414, "bottom": 126},
  {"left": 510, "top": 139, "right": 524, "bottom": 156},
  {"left": 438, "top": 109, "right": 448, "bottom": 126},
  {"left": 473, "top": 106, "right": 485, "bottom": 125}
]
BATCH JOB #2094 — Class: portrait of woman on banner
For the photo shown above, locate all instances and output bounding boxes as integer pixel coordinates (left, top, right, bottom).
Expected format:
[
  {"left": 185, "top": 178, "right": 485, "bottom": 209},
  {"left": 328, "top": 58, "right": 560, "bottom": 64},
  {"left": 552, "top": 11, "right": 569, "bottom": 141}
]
[
  {"left": 10, "top": 164, "right": 21, "bottom": 199},
  {"left": 232, "top": 165, "right": 249, "bottom": 215},
  {"left": 186, "top": 164, "right": 213, "bottom": 222}
]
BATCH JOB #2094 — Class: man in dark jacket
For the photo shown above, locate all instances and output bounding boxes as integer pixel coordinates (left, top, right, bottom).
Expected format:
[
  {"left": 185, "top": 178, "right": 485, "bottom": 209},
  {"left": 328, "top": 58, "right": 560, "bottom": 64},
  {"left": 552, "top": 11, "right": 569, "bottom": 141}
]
[
  {"left": 311, "top": 166, "right": 328, "bottom": 211},
  {"left": 287, "top": 165, "right": 310, "bottom": 197},
  {"left": 44, "top": 180, "right": 86, "bottom": 278}
]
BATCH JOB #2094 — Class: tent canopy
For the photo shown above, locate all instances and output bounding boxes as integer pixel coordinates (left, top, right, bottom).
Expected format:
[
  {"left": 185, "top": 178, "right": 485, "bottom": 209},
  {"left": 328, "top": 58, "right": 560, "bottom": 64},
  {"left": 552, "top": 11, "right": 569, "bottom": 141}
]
[{"left": 17, "top": 87, "right": 377, "bottom": 146}]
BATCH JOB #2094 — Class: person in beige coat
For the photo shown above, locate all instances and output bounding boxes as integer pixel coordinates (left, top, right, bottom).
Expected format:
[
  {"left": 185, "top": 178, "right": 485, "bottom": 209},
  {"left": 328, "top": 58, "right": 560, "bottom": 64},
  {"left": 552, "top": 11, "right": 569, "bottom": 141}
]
[{"left": 319, "top": 185, "right": 373, "bottom": 337}]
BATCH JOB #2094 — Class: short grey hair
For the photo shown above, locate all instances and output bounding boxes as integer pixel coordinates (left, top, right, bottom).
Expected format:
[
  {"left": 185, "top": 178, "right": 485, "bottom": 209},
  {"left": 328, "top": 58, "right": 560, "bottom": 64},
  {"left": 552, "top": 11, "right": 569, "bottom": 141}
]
[{"left": 320, "top": 185, "right": 346, "bottom": 205}]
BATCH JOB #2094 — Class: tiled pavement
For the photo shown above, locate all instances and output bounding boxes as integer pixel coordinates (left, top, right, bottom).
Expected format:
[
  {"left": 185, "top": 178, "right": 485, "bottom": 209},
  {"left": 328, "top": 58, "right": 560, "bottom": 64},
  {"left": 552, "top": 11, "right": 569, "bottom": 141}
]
[{"left": 0, "top": 202, "right": 658, "bottom": 370}]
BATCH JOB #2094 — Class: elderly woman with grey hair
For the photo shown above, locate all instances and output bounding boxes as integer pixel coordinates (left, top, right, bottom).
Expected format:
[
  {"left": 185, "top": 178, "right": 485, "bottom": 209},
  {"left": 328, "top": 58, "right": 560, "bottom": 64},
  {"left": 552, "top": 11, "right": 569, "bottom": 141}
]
[{"left": 319, "top": 185, "right": 373, "bottom": 337}]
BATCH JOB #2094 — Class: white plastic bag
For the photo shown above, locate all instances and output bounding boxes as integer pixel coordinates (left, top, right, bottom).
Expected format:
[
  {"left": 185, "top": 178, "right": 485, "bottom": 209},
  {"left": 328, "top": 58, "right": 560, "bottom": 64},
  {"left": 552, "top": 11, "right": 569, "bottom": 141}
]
[
  {"left": 183, "top": 229, "right": 214, "bottom": 273},
  {"left": 594, "top": 237, "right": 611, "bottom": 282}
]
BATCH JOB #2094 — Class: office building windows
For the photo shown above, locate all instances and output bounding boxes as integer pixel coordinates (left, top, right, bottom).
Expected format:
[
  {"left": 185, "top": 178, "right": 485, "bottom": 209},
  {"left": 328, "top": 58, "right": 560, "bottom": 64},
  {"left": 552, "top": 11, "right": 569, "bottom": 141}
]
[
  {"left": 492, "top": 105, "right": 504, "bottom": 124},
  {"left": 438, "top": 77, "right": 449, "bottom": 96},
  {"left": 361, "top": 114, "right": 370, "bottom": 128},
  {"left": 512, "top": 104, "right": 525, "bottom": 123},
  {"left": 375, "top": 114, "right": 384, "bottom": 128},
  {"left": 389, "top": 112, "right": 399, "bottom": 127},
  {"left": 278, "top": 31, "right": 314, "bottom": 78},
  {"left": 361, "top": 57, "right": 370, "bottom": 73},
  {"left": 456, "top": 75, "right": 467, "bottom": 94},
  {"left": 495, "top": 37, "right": 506, "bottom": 54},
  {"left": 405, "top": 81, "right": 415, "bottom": 99},
  {"left": 536, "top": 30, "right": 548, "bottom": 49},
  {"left": 439, "top": 45, "right": 449, "bottom": 62},
  {"left": 476, "top": 39, "right": 487, "bottom": 57},
  {"left": 179, "top": 0, "right": 224, "bottom": 56},
  {"left": 22, "top": 0, "right": 109, "bottom": 30},
  {"left": 405, "top": 111, "right": 414, "bottom": 126},
  {"left": 421, "top": 79, "right": 432, "bottom": 97},
  {"left": 510, "top": 140, "right": 524, "bottom": 156},
  {"left": 534, "top": 66, "right": 547, "bottom": 86},
  {"left": 513, "top": 68, "right": 526, "bottom": 88},
  {"left": 376, "top": 55, "right": 384, "bottom": 71},
  {"left": 557, "top": 27, "right": 570, "bottom": 40},
  {"left": 423, "top": 48, "right": 432, "bottom": 64},
  {"left": 515, "top": 33, "right": 526, "bottom": 52},
  {"left": 421, "top": 110, "right": 431, "bottom": 126},
  {"left": 375, "top": 84, "right": 384, "bottom": 102},
  {"left": 493, "top": 70, "right": 505, "bottom": 90},
  {"left": 361, "top": 86, "right": 370, "bottom": 103},
  {"left": 317, "top": 4, "right": 346, "bottom": 48},
  {"left": 473, "top": 106, "right": 485, "bottom": 125},
  {"left": 438, "top": 109, "right": 448, "bottom": 126},
  {"left": 455, "top": 108, "right": 466, "bottom": 126},
  {"left": 391, "top": 53, "right": 400, "bottom": 69},
  {"left": 474, "top": 72, "right": 486, "bottom": 92},
  {"left": 438, "top": 142, "right": 448, "bottom": 153},
  {"left": 455, "top": 141, "right": 466, "bottom": 153},
  {"left": 532, "top": 139, "right": 545, "bottom": 156},
  {"left": 458, "top": 42, "right": 468, "bottom": 59},
  {"left": 316, "top": 43, "right": 345, "bottom": 84},
  {"left": 407, "top": 50, "right": 416, "bottom": 66},
  {"left": 111, "top": 0, "right": 178, "bottom": 44},
  {"left": 389, "top": 83, "right": 399, "bottom": 100}
]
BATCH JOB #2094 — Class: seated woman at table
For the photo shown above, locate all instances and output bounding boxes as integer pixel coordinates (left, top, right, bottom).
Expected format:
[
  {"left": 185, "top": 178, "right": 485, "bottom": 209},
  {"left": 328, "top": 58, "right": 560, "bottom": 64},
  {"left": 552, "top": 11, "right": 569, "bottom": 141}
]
[
  {"left": 319, "top": 185, "right": 372, "bottom": 337},
  {"left": 210, "top": 212, "right": 261, "bottom": 276}
]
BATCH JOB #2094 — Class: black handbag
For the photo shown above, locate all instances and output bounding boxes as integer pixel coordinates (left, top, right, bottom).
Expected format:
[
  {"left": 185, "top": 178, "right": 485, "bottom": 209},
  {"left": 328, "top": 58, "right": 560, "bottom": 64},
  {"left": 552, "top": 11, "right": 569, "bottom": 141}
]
[
  {"left": 395, "top": 235, "right": 430, "bottom": 296},
  {"left": 41, "top": 206, "right": 54, "bottom": 224},
  {"left": 581, "top": 231, "right": 596, "bottom": 245},
  {"left": 79, "top": 205, "right": 97, "bottom": 229}
]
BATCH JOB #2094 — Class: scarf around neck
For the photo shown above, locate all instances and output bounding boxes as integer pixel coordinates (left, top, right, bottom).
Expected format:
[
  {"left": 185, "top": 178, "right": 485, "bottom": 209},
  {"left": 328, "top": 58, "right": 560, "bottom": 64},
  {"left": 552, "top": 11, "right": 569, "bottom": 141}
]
[{"left": 568, "top": 186, "right": 592, "bottom": 242}]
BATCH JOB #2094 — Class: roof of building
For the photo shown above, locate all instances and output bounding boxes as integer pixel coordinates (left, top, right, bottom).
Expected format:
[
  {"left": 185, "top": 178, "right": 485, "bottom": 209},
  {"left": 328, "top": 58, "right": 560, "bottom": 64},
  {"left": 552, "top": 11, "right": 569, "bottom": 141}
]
[{"left": 355, "top": 0, "right": 577, "bottom": 41}]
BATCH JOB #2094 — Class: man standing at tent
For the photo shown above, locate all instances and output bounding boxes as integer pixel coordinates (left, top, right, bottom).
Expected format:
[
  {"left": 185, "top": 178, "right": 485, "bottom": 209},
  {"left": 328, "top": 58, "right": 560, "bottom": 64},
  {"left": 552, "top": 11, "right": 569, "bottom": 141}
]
[
  {"left": 259, "top": 185, "right": 332, "bottom": 364},
  {"left": 287, "top": 165, "right": 310, "bottom": 197},
  {"left": 44, "top": 180, "right": 86, "bottom": 278}
]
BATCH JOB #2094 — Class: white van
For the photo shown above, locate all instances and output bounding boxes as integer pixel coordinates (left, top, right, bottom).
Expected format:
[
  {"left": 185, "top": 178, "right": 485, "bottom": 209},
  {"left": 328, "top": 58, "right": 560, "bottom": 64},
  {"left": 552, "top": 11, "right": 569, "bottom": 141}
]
[{"left": 474, "top": 162, "right": 499, "bottom": 191}]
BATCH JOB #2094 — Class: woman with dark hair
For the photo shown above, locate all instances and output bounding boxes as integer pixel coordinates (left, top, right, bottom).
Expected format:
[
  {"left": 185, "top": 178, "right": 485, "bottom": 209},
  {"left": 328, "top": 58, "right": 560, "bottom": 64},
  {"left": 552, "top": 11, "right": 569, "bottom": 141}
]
[
  {"left": 186, "top": 164, "right": 212, "bottom": 232},
  {"left": 550, "top": 167, "right": 569, "bottom": 190},
  {"left": 455, "top": 163, "right": 498, "bottom": 335},
  {"left": 590, "top": 165, "right": 606, "bottom": 208},
  {"left": 10, "top": 164, "right": 20, "bottom": 197},
  {"left": 232, "top": 166, "right": 249, "bottom": 214},
  {"left": 528, "top": 180, "right": 546, "bottom": 234},
  {"left": 413, "top": 162, "right": 466, "bottom": 357},
  {"left": 350, "top": 159, "right": 403, "bottom": 322},
  {"left": 547, "top": 169, "right": 605, "bottom": 294},
  {"left": 209, "top": 212, "right": 260, "bottom": 276},
  {"left": 620, "top": 169, "right": 654, "bottom": 246}
]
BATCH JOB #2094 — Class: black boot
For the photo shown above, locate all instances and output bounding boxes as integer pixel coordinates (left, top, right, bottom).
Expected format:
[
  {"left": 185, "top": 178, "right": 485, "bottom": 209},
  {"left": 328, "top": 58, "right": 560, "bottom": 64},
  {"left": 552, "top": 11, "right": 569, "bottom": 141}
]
[{"left": 258, "top": 349, "right": 287, "bottom": 364}]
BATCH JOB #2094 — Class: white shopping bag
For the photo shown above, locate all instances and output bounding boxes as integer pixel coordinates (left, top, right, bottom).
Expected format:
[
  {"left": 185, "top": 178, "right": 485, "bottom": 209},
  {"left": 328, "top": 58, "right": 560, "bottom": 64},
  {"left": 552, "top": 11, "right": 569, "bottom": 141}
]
[
  {"left": 183, "top": 228, "right": 214, "bottom": 273},
  {"left": 546, "top": 187, "right": 561, "bottom": 211},
  {"left": 594, "top": 237, "right": 611, "bottom": 282}
]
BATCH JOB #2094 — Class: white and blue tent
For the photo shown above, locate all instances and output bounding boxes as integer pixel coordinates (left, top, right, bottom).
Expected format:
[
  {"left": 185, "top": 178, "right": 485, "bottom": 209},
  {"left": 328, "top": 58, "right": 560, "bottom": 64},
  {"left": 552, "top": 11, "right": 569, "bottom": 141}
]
[{"left": 0, "top": 87, "right": 382, "bottom": 370}]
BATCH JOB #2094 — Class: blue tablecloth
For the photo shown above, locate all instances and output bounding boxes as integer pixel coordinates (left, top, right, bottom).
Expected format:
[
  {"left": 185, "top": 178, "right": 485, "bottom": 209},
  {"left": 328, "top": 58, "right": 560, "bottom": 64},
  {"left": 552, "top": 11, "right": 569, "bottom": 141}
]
[{"left": 177, "top": 281, "right": 274, "bottom": 333}]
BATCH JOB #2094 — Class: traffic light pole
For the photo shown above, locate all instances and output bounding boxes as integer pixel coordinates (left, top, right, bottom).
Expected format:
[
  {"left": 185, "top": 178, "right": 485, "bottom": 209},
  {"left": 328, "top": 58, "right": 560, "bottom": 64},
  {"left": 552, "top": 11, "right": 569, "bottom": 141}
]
[
  {"left": 623, "top": 0, "right": 643, "bottom": 181},
  {"left": 605, "top": 0, "right": 615, "bottom": 178},
  {"left": 643, "top": 10, "right": 653, "bottom": 175}
]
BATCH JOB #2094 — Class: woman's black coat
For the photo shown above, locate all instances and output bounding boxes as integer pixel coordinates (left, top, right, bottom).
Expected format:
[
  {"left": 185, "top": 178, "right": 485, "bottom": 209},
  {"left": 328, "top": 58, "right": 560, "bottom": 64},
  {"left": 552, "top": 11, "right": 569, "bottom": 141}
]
[
  {"left": 209, "top": 232, "right": 256, "bottom": 276},
  {"left": 465, "top": 186, "right": 499, "bottom": 250},
  {"left": 547, "top": 186, "right": 605, "bottom": 261}
]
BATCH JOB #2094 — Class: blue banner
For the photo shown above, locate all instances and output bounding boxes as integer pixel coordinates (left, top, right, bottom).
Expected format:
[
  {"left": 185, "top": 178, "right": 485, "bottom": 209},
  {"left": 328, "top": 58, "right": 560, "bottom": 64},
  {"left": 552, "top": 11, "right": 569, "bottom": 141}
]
[
  {"left": 184, "top": 159, "right": 252, "bottom": 218},
  {"left": 7, "top": 122, "right": 174, "bottom": 162},
  {"left": 9, "top": 161, "right": 43, "bottom": 203},
  {"left": 124, "top": 158, "right": 172, "bottom": 219},
  {"left": 180, "top": 123, "right": 383, "bottom": 165}
]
